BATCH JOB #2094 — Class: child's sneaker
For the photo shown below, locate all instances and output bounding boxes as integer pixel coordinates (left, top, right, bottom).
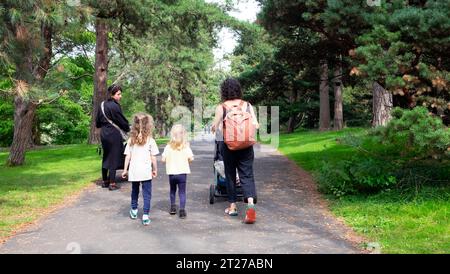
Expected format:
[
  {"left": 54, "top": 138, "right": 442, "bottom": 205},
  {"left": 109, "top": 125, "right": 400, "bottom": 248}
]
[
  {"left": 169, "top": 205, "right": 177, "bottom": 215},
  {"left": 129, "top": 209, "right": 138, "bottom": 219},
  {"left": 142, "top": 214, "right": 151, "bottom": 226},
  {"left": 244, "top": 204, "right": 256, "bottom": 224},
  {"left": 179, "top": 209, "right": 187, "bottom": 219}
]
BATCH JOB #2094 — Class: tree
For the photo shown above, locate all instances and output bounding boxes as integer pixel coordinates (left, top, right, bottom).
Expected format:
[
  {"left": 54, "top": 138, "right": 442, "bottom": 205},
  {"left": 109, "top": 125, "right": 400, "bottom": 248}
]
[
  {"left": 86, "top": 0, "right": 164, "bottom": 143},
  {"left": 372, "top": 81, "right": 392, "bottom": 126},
  {"left": 333, "top": 56, "right": 344, "bottom": 130},
  {"left": 104, "top": 0, "right": 230, "bottom": 136},
  {"left": 351, "top": 1, "right": 450, "bottom": 125},
  {"left": 0, "top": 0, "right": 86, "bottom": 165},
  {"left": 319, "top": 59, "right": 330, "bottom": 130},
  {"left": 89, "top": 16, "right": 109, "bottom": 144},
  {"left": 237, "top": 0, "right": 449, "bottom": 130}
]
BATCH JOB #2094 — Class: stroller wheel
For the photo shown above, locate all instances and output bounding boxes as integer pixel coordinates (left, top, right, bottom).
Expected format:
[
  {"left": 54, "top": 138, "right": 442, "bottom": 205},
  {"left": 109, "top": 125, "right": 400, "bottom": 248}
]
[{"left": 209, "top": 184, "right": 215, "bottom": 204}]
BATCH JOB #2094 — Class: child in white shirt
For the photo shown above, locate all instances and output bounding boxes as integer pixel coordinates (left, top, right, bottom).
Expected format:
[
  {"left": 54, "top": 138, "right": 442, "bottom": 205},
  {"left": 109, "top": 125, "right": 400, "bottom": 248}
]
[
  {"left": 162, "top": 124, "right": 194, "bottom": 219},
  {"left": 122, "top": 113, "right": 159, "bottom": 225}
]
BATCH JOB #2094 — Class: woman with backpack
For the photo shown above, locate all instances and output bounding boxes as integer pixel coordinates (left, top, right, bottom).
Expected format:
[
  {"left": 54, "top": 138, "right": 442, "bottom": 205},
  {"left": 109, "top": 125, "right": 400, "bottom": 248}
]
[
  {"left": 211, "top": 78, "right": 259, "bottom": 224},
  {"left": 96, "top": 84, "right": 130, "bottom": 191}
]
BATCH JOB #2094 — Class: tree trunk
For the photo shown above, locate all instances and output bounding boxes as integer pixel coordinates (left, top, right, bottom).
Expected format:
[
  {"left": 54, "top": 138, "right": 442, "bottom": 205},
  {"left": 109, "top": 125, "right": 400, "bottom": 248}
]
[
  {"left": 7, "top": 97, "right": 37, "bottom": 166},
  {"left": 33, "top": 22, "right": 53, "bottom": 80},
  {"left": 319, "top": 59, "right": 330, "bottom": 131},
  {"left": 372, "top": 81, "right": 393, "bottom": 127},
  {"left": 89, "top": 18, "right": 109, "bottom": 144},
  {"left": 287, "top": 88, "right": 298, "bottom": 133},
  {"left": 7, "top": 22, "right": 52, "bottom": 166},
  {"left": 287, "top": 117, "right": 296, "bottom": 134},
  {"left": 333, "top": 61, "right": 344, "bottom": 130}
]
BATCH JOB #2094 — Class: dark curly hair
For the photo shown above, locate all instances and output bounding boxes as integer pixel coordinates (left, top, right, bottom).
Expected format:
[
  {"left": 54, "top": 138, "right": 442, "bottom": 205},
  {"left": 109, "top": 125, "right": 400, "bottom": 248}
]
[
  {"left": 220, "top": 78, "right": 242, "bottom": 102},
  {"left": 108, "top": 84, "right": 122, "bottom": 96}
]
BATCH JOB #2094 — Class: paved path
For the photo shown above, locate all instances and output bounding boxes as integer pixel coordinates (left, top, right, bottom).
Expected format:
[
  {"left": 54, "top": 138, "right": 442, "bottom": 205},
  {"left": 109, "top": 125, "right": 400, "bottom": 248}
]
[{"left": 0, "top": 136, "right": 362, "bottom": 254}]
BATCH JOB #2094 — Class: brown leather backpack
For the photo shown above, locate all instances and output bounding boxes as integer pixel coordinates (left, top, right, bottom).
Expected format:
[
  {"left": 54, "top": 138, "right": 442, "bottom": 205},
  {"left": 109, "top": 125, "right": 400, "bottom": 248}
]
[{"left": 222, "top": 100, "right": 256, "bottom": 150}]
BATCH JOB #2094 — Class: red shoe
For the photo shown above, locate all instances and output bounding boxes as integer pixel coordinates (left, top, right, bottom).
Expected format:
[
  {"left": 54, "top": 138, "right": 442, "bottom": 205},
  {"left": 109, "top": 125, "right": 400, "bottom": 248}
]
[{"left": 244, "top": 205, "right": 256, "bottom": 224}]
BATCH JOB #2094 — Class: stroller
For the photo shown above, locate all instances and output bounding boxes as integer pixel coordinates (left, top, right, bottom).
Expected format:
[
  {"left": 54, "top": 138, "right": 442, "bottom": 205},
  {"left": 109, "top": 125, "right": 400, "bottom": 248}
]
[{"left": 209, "top": 141, "right": 243, "bottom": 204}]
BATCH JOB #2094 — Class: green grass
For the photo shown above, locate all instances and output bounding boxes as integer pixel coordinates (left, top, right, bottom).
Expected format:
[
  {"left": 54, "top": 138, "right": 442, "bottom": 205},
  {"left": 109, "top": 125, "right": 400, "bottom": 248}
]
[
  {"left": 0, "top": 144, "right": 102, "bottom": 240},
  {"left": 272, "top": 127, "right": 366, "bottom": 172},
  {"left": 0, "top": 140, "right": 168, "bottom": 241},
  {"left": 332, "top": 188, "right": 450, "bottom": 253},
  {"left": 270, "top": 128, "right": 450, "bottom": 254},
  {"left": 156, "top": 138, "right": 169, "bottom": 146}
]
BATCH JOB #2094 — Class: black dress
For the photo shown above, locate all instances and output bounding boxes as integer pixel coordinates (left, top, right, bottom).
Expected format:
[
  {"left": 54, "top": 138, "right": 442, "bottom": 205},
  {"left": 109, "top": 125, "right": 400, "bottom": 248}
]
[{"left": 96, "top": 98, "right": 130, "bottom": 170}]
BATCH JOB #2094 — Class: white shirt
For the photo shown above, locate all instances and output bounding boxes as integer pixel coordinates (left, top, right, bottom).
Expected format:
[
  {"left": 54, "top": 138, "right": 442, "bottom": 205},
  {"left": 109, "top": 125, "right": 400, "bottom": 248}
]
[
  {"left": 162, "top": 145, "right": 194, "bottom": 175},
  {"left": 124, "top": 137, "right": 160, "bottom": 182}
]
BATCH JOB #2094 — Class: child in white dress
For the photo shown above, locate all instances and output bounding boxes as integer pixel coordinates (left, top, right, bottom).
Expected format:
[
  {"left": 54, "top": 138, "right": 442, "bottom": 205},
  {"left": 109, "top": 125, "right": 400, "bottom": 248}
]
[{"left": 122, "top": 113, "right": 159, "bottom": 225}]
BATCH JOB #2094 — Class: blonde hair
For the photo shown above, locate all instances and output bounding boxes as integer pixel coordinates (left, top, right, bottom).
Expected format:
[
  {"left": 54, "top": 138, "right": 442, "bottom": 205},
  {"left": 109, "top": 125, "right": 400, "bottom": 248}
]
[
  {"left": 130, "top": 113, "right": 154, "bottom": 146},
  {"left": 169, "top": 124, "right": 189, "bottom": 150}
]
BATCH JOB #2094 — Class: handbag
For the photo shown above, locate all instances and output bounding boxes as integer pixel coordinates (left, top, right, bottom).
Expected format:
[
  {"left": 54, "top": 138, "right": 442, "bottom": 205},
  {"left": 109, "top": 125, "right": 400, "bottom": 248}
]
[{"left": 101, "top": 101, "right": 129, "bottom": 141}]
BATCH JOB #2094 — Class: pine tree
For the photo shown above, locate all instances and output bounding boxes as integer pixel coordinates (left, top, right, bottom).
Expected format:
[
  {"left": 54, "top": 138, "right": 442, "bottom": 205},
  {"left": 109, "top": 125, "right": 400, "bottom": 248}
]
[{"left": 0, "top": 0, "right": 86, "bottom": 165}]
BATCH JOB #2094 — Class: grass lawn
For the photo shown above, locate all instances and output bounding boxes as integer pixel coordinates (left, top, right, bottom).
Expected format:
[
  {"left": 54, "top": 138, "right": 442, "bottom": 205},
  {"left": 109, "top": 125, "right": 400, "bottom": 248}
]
[
  {"left": 0, "top": 144, "right": 101, "bottom": 241},
  {"left": 270, "top": 128, "right": 450, "bottom": 254},
  {"left": 0, "top": 139, "right": 168, "bottom": 241}
]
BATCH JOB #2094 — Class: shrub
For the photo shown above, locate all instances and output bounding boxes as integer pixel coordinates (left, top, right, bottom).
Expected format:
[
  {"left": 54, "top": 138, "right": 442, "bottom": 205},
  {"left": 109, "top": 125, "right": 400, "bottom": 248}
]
[
  {"left": 0, "top": 99, "right": 13, "bottom": 147},
  {"left": 371, "top": 107, "right": 450, "bottom": 160},
  {"left": 317, "top": 157, "right": 397, "bottom": 197},
  {"left": 318, "top": 107, "right": 449, "bottom": 197}
]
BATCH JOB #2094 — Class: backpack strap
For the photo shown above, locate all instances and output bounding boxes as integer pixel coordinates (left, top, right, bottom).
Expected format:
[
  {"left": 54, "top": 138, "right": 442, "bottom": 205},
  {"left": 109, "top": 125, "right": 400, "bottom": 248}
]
[
  {"left": 222, "top": 103, "right": 227, "bottom": 121},
  {"left": 223, "top": 100, "right": 249, "bottom": 120},
  {"left": 246, "top": 101, "right": 251, "bottom": 113},
  {"left": 101, "top": 101, "right": 128, "bottom": 140}
]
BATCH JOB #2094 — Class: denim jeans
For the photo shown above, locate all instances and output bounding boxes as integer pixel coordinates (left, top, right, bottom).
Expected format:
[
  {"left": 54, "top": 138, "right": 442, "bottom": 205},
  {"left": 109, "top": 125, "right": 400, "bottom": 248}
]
[{"left": 131, "top": 180, "right": 152, "bottom": 215}]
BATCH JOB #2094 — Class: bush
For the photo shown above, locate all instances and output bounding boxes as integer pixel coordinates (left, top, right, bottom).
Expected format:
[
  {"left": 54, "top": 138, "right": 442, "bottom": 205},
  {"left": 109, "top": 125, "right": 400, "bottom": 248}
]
[
  {"left": 38, "top": 96, "right": 90, "bottom": 145},
  {"left": 0, "top": 99, "right": 13, "bottom": 147},
  {"left": 318, "top": 107, "right": 449, "bottom": 197},
  {"left": 317, "top": 157, "right": 397, "bottom": 197},
  {"left": 371, "top": 107, "right": 450, "bottom": 160}
]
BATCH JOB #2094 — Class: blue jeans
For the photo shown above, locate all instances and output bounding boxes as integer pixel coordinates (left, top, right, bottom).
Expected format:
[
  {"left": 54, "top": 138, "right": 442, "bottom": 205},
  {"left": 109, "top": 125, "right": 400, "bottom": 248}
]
[
  {"left": 131, "top": 180, "right": 152, "bottom": 215},
  {"left": 169, "top": 174, "right": 187, "bottom": 209}
]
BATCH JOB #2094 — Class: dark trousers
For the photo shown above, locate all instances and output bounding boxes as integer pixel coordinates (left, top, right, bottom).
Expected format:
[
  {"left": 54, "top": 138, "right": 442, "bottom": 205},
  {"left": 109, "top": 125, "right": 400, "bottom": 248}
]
[
  {"left": 221, "top": 143, "right": 257, "bottom": 204},
  {"left": 131, "top": 180, "right": 152, "bottom": 215},
  {"left": 102, "top": 168, "right": 117, "bottom": 182},
  {"left": 169, "top": 174, "right": 187, "bottom": 209}
]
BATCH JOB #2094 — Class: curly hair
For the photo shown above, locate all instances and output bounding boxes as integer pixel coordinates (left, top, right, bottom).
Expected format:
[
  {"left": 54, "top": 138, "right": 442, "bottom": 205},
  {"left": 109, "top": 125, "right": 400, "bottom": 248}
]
[
  {"left": 220, "top": 78, "right": 242, "bottom": 102},
  {"left": 129, "top": 113, "right": 154, "bottom": 146}
]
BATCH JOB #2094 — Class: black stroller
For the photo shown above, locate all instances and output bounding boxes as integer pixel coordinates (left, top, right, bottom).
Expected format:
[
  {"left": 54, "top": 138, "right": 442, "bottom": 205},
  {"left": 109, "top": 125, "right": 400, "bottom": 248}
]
[{"left": 209, "top": 141, "right": 243, "bottom": 204}]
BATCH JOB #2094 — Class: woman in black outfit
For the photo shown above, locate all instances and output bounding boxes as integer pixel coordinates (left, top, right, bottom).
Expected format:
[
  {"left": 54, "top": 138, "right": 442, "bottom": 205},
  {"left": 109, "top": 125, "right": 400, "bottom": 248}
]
[
  {"left": 211, "top": 78, "right": 259, "bottom": 224},
  {"left": 96, "top": 84, "right": 130, "bottom": 191}
]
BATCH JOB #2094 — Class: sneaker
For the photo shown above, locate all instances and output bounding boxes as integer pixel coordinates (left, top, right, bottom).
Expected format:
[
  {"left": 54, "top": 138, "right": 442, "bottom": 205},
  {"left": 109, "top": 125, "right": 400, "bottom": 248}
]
[
  {"left": 129, "top": 209, "right": 138, "bottom": 219},
  {"left": 101, "top": 181, "right": 110, "bottom": 188},
  {"left": 169, "top": 205, "right": 177, "bottom": 215},
  {"left": 244, "top": 205, "right": 256, "bottom": 224},
  {"left": 179, "top": 209, "right": 187, "bottom": 219},
  {"left": 142, "top": 215, "right": 151, "bottom": 226}
]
